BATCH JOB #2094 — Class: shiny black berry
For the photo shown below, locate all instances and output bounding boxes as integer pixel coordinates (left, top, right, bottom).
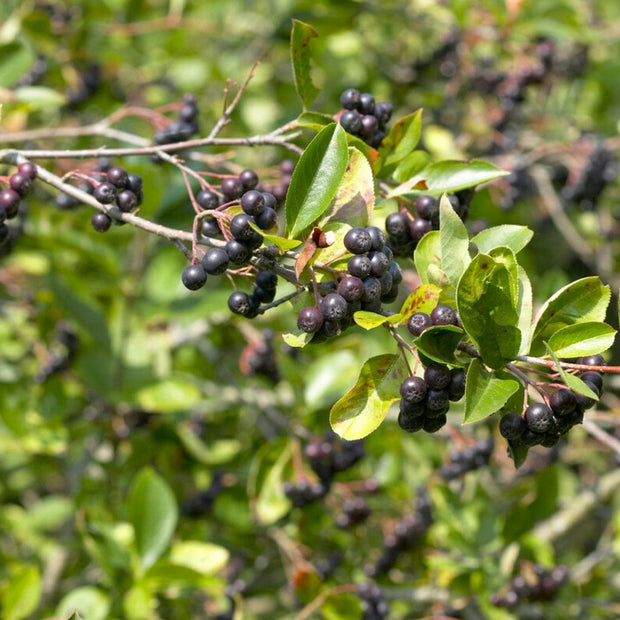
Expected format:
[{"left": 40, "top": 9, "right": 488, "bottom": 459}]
[
  {"left": 366, "top": 226, "right": 386, "bottom": 251},
  {"left": 340, "top": 110, "right": 363, "bottom": 135},
  {"left": 344, "top": 227, "right": 372, "bottom": 254},
  {"left": 430, "top": 304, "right": 457, "bottom": 326},
  {"left": 239, "top": 169, "right": 259, "bottom": 189},
  {"left": 337, "top": 276, "right": 364, "bottom": 302},
  {"left": 18, "top": 161, "right": 37, "bottom": 179},
  {"left": 415, "top": 195, "right": 438, "bottom": 220},
  {"left": 499, "top": 412, "right": 526, "bottom": 440},
  {"left": 116, "top": 190, "right": 138, "bottom": 212},
  {"left": 424, "top": 363, "right": 451, "bottom": 390},
  {"left": 0, "top": 189, "right": 21, "bottom": 218},
  {"left": 298, "top": 306, "right": 323, "bottom": 333},
  {"left": 182, "top": 264, "right": 207, "bottom": 290},
  {"left": 577, "top": 354, "right": 606, "bottom": 368},
  {"left": 320, "top": 293, "right": 348, "bottom": 321},
  {"left": 107, "top": 166, "right": 129, "bottom": 188},
  {"left": 221, "top": 177, "right": 244, "bottom": 200},
  {"left": 230, "top": 213, "right": 256, "bottom": 241},
  {"left": 240, "top": 190, "right": 265, "bottom": 216},
  {"left": 196, "top": 188, "right": 220, "bottom": 210},
  {"left": 340, "top": 88, "right": 361, "bottom": 110},
  {"left": 374, "top": 101, "right": 393, "bottom": 125},
  {"left": 407, "top": 312, "right": 432, "bottom": 336},
  {"left": 94, "top": 182, "right": 117, "bottom": 204},
  {"left": 347, "top": 255, "right": 371, "bottom": 278},
  {"left": 400, "top": 376, "right": 427, "bottom": 403},
  {"left": 91, "top": 212, "right": 112, "bottom": 232},
  {"left": 549, "top": 389, "right": 577, "bottom": 417},
  {"left": 368, "top": 250, "right": 390, "bottom": 277},
  {"left": 255, "top": 270, "right": 278, "bottom": 291},
  {"left": 202, "top": 247, "right": 229, "bottom": 275},
  {"left": 358, "top": 92, "right": 375, "bottom": 115},
  {"left": 254, "top": 206, "right": 277, "bottom": 230},
  {"left": 228, "top": 291, "right": 257, "bottom": 316},
  {"left": 385, "top": 212, "right": 410, "bottom": 236},
  {"left": 225, "top": 239, "right": 251, "bottom": 265},
  {"left": 448, "top": 368, "right": 466, "bottom": 401},
  {"left": 9, "top": 173, "right": 32, "bottom": 197},
  {"left": 525, "top": 402, "right": 554, "bottom": 433}
]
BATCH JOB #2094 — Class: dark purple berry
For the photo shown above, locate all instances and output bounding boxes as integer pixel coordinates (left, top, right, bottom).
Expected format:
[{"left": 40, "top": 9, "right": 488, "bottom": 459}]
[
  {"left": 126, "top": 173, "right": 143, "bottom": 194},
  {"left": 368, "top": 250, "right": 390, "bottom": 277},
  {"left": 225, "top": 239, "right": 251, "bottom": 265},
  {"left": 182, "top": 264, "right": 207, "bottom": 290},
  {"left": 366, "top": 226, "right": 386, "bottom": 251},
  {"left": 107, "top": 166, "right": 129, "bottom": 189},
  {"left": 424, "top": 363, "right": 451, "bottom": 390},
  {"left": 425, "top": 389, "right": 450, "bottom": 412},
  {"left": 94, "top": 182, "right": 117, "bottom": 204},
  {"left": 196, "top": 188, "right": 220, "bottom": 210},
  {"left": 577, "top": 354, "right": 606, "bottom": 369},
  {"left": 298, "top": 307, "right": 323, "bottom": 333},
  {"left": 362, "top": 277, "right": 382, "bottom": 303},
  {"left": 344, "top": 227, "right": 372, "bottom": 254},
  {"left": 525, "top": 402, "right": 554, "bottom": 433},
  {"left": 374, "top": 101, "right": 393, "bottom": 125},
  {"left": 201, "top": 217, "right": 221, "bottom": 237},
  {"left": 230, "top": 213, "right": 256, "bottom": 241},
  {"left": 91, "top": 212, "right": 112, "bottom": 232},
  {"left": 254, "top": 206, "right": 277, "bottom": 230},
  {"left": 358, "top": 92, "right": 375, "bottom": 115},
  {"left": 379, "top": 271, "right": 393, "bottom": 296},
  {"left": 398, "top": 408, "right": 425, "bottom": 432},
  {"left": 574, "top": 383, "right": 598, "bottom": 410},
  {"left": 261, "top": 192, "right": 277, "bottom": 209},
  {"left": 409, "top": 217, "right": 432, "bottom": 242},
  {"left": 448, "top": 368, "right": 466, "bottom": 401},
  {"left": 221, "top": 177, "right": 244, "bottom": 200},
  {"left": 0, "top": 189, "right": 21, "bottom": 218},
  {"left": 240, "top": 190, "right": 265, "bottom": 216},
  {"left": 228, "top": 291, "right": 257, "bottom": 316},
  {"left": 347, "top": 254, "right": 371, "bottom": 278},
  {"left": 360, "top": 114, "right": 379, "bottom": 137},
  {"left": 239, "top": 169, "right": 259, "bottom": 189},
  {"left": 116, "top": 189, "right": 138, "bottom": 212},
  {"left": 255, "top": 270, "right": 278, "bottom": 291},
  {"left": 407, "top": 312, "right": 432, "bottom": 336},
  {"left": 9, "top": 173, "right": 32, "bottom": 197},
  {"left": 400, "top": 376, "right": 427, "bottom": 403},
  {"left": 579, "top": 371, "right": 603, "bottom": 391},
  {"left": 499, "top": 412, "right": 526, "bottom": 440},
  {"left": 337, "top": 275, "right": 364, "bottom": 302},
  {"left": 423, "top": 414, "right": 447, "bottom": 433},
  {"left": 549, "top": 389, "right": 577, "bottom": 417},
  {"left": 320, "top": 293, "right": 348, "bottom": 321},
  {"left": 18, "top": 161, "right": 37, "bottom": 180},
  {"left": 340, "top": 110, "right": 363, "bottom": 134},
  {"left": 430, "top": 304, "right": 457, "bottom": 326},
  {"left": 385, "top": 212, "right": 410, "bottom": 236},
  {"left": 415, "top": 195, "right": 438, "bottom": 220},
  {"left": 340, "top": 88, "right": 361, "bottom": 110},
  {"left": 202, "top": 247, "right": 229, "bottom": 275}
]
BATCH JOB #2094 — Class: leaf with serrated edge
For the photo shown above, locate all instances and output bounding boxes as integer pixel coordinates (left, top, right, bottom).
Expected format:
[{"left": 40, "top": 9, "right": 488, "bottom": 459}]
[
  {"left": 530, "top": 277, "right": 611, "bottom": 356},
  {"left": 464, "top": 359, "right": 520, "bottom": 424},
  {"left": 290, "top": 20, "right": 320, "bottom": 110},
  {"left": 330, "top": 354, "right": 409, "bottom": 440},
  {"left": 285, "top": 123, "right": 349, "bottom": 238},
  {"left": 472, "top": 225, "right": 533, "bottom": 255},
  {"left": 440, "top": 194, "right": 470, "bottom": 287},
  {"left": 547, "top": 322, "right": 616, "bottom": 359},
  {"left": 318, "top": 147, "right": 374, "bottom": 229}
]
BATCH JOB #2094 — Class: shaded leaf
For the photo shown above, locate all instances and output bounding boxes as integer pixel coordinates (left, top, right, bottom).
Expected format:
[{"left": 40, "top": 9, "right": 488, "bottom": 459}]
[
  {"left": 127, "top": 468, "right": 178, "bottom": 569},
  {"left": 285, "top": 123, "right": 349, "bottom": 238},
  {"left": 464, "top": 359, "right": 520, "bottom": 424},
  {"left": 297, "top": 111, "right": 334, "bottom": 131},
  {"left": 393, "top": 150, "right": 431, "bottom": 184},
  {"left": 544, "top": 344, "right": 599, "bottom": 400},
  {"left": 530, "top": 277, "right": 611, "bottom": 356},
  {"left": 414, "top": 230, "right": 443, "bottom": 286},
  {"left": 375, "top": 109, "right": 422, "bottom": 177},
  {"left": 330, "top": 354, "right": 409, "bottom": 440},
  {"left": 415, "top": 325, "right": 465, "bottom": 365},
  {"left": 290, "top": 19, "right": 320, "bottom": 109}
]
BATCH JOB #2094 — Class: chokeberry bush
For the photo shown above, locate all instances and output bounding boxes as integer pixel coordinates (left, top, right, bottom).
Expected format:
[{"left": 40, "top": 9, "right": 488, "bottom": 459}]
[{"left": 1, "top": 3, "right": 620, "bottom": 620}]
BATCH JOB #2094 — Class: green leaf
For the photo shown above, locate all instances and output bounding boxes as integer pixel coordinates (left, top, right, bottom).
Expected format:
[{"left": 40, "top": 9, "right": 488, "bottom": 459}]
[
  {"left": 376, "top": 109, "right": 422, "bottom": 177},
  {"left": 544, "top": 344, "right": 599, "bottom": 400},
  {"left": 415, "top": 325, "right": 465, "bottom": 365},
  {"left": 330, "top": 354, "right": 409, "bottom": 440},
  {"left": 353, "top": 310, "right": 391, "bottom": 330},
  {"left": 56, "top": 587, "right": 111, "bottom": 620},
  {"left": 13, "top": 86, "right": 66, "bottom": 109},
  {"left": 393, "top": 150, "right": 431, "bottom": 184},
  {"left": 464, "top": 359, "right": 520, "bottom": 424},
  {"left": 297, "top": 111, "right": 335, "bottom": 131},
  {"left": 471, "top": 225, "right": 533, "bottom": 255},
  {"left": 2, "top": 565, "right": 41, "bottom": 620},
  {"left": 547, "top": 322, "right": 616, "bottom": 358},
  {"left": 134, "top": 376, "right": 202, "bottom": 413},
  {"left": 414, "top": 231, "right": 443, "bottom": 285},
  {"left": 423, "top": 159, "right": 509, "bottom": 194},
  {"left": 318, "top": 147, "right": 374, "bottom": 228},
  {"left": 290, "top": 19, "right": 320, "bottom": 109},
  {"left": 285, "top": 123, "right": 349, "bottom": 238},
  {"left": 517, "top": 266, "right": 533, "bottom": 355},
  {"left": 457, "top": 252, "right": 521, "bottom": 369},
  {"left": 127, "top": 468, "right": 178, "bottom": 570},
  {"left": 169, "top": 541, "right": 230, "bottom": 575},
  {"left": 530, "top": 277, "right": 611, "bottom": 356},
  {"left": 255, "top": 441, "right": 292, "bottom": 525},
  {"left": 439, "top": 194, "right": 470, "bottom": 287},
  {"left": 176, "top": 425, "right": 241, "bottom": 465},
  {"left": 248, "top": 223, "right": 301, "bottom": 251},
  {"left": 0, "top": 42, "right": 36, "bottom": 88}
]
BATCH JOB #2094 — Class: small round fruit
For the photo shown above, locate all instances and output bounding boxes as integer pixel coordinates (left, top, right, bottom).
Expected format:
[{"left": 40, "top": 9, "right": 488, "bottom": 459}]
[
  {"left": 525, "top": 402, "right": 554, "bottom": 434},
  {"left": 9, "top": 173, "right": 32, "bottom": 197},
  {"left": 182, "top": 264, "right": 207, "bottom": 290},
  {"left": 577, "top": 354, "right": 606, "bottom": 369},
  {"left": 0, "top": 189, "right": 21, "bottom": 218},
  {"left": 499, "top": 412, "right": 526, "bottom": 440},
  {"left": 202, "top": 247, "right": 229, "bottom": 275},
  {"left": 225, "top": 239, "right": 251, "bottom": 265},
  {"left": 340, "top": 110, "right": 363, "bottom": 134},
  {"left": 549, "top": 389, "right": 577, "bottom": 417},
  {"left": 415, "top": 195, "right": 438, "bottom": 220},
  {"left": 320, "top": 293, "right": 348, "bottom": 321},
  {"left": 18, "top": 161, "right": 38, "bottom": 179},
  {"left": 337, "top": 275, "right": 364, "bottom": 302},
  {"left": 240, "top": 190, "right": 265, "bottom": 216},
  {"left": 196, "top": 188, "right": 220, "bottom": 210},
  {"left": 116, "top": 189, "right": 138, "bottom": 212},
  {"left": 94, "top": 182, "right": 117, "bottom": 204},
  {"left": 298, "top": 306, "right": 323, "bottom": 333},
  {"left": 344, "top": 227, "right": 372, "bottom": 254},
  {"left": 347, "top": 255, "right": 371, "bottom": 278},
  {"left": 407, "top": 312, "right": 432, "bottom": 336},
  {"left": 221, "top": 177, "right": 245, "bottom": 199},
  {"left": 230, "top": 213, "right": 255, "bottom": 241},
  {"left": 385, "top": 212, "right": 410, "bottom": 236},
  {"left": 91, "top": 212, "right": 112, "bottom": 232},
  {"left": 254, "top": 206, "right": 277, "bottom": 230},
  {"left": 340, "top": 88, "right": 361, "bottom": 110},
  {"left": 424, "top": 363, "right": 451, "bottom": 390},
  {"left": 374, "top": 101, "right": 393, "bottom": 125},
  {"left": 227, "top": 291, "right": 258, "bottom": 316},
  {"left": 358, "top": 92, "right": 375, "bottom": 115},
  {"left": 398, "top": 408, "right": 425, "bottom": 433},
  {"left": 423, "top": 414, "right": 447, "bottom": 433},
  {"left": 239, "top": 169, "right": 259, "bottom": 189},
  {"left": 366, "top": 226, "right": 386, "bottom": 251},
  {"left": 107, "top": 166, "right": 129, "bottom": 188},
  {"left": 255, "top": 270, "right": 278, "bottom": 291},
  {"left": 400, "top": 376, "right": 427, "bottom": 403},
  {"left": 430, "top": 304, "right": 457, "bottom": 326},
  {"left": 448, "top": 368, "right": 466, "bottom": 401}
]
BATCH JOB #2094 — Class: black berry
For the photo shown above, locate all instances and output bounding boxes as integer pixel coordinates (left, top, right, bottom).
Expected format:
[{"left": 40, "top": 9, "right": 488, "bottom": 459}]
[
  {"left": 344, "top": 227, "right": 372, "bottom": 254},
  {"left": 182, "top": 264, "right": 207, "bottom": 290},
  {"left": 298, "top": 307, "right": 323, "bottom": 333},
  {"left": 525, "top": 402, "right": 554, "bottom": 433},
  {"left": 91, "top": 212, "right": 112, "bottom": 232},
  {"left": 202, "top": 247, "right": 229, "bottom": 275},
  {"left": 196, "top": 188, "right": 220, "bottom": 210}
]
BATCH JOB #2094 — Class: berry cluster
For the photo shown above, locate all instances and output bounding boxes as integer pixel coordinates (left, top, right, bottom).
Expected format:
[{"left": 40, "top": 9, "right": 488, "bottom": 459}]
[
  {"left": 386, "top": 192, "right": 471, "bottom": 257},
  {"left": 356, "top": 583, "right": 390, "bottom": 620},
  {"left": 335, "top": 496, "right": 371, "bottom": 528},
  {"left": 364, "top": 486, "right": 433, "bottom": 577},
  {"left": 500, "top": 355, "right": 605, "bottom": 449},
  {"left": 0, "top": 160, "right": 37, "bottom": 255},
  {"left": 154, "top": 93, "right": 200, "bottom": 145},
  {"left": 283, "top": 434, "right": 365, "bottom": 509},
  {"left": 33, "top": 321, "right": 79, "bottom": 384},
  {"left": 490, "top": 564, "right": 569, "bottom": 608},
  {"left": 397, "top": 362, "right": 465, "bottom": 435},
  {"left": 239, "top": 329, "right": 280, "bottom": 383},
  {"left": 561, "top": 141, "right": 617, "bottom": 212},
  {"left": 440, "top": 438, "right": 494, "bottom": 481},
  {"left": 337, "top": 88, "right": 393, "bottom": 148},
  {"left": 90, "top": 165, "right": 144, "bottom": 232},
  {"left": 297, "top": 226, "right": 402, "bottom": 340},
  {"left": 180, "top": 471, "right": 224, "bottom": 517},
  {"left": 407, "top": 303, "right": 459, "bottom": 336}
]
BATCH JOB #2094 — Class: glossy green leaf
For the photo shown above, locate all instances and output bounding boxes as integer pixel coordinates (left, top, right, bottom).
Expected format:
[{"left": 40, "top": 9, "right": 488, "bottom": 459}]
[
  {"left": 290, "top": 19, "right": 320, "bottom": 109},
  {"left": 415, "top": 325, "right": 465, "bottom": 365},
  {"left": 318, "top": 147, "right": 374, "bottom": 228},
  {"left": 464, "top": 359, "right": 520, "bottom": 424},
  {"left": 393, "top": 150, "right": 431, "bottom": 184},
  {"left": 376, "top": 109, "right": 422, "bottom": 176},
  {"left": 457, "top": 252, "right": 521, "bottom": 369},
  {"left": 56, "top": 587, "right": 111, "bottom": 620},
  {"left": 439, "top": 194, "right": 470, "bottom": 287},
  {"left": 530, "top": 277, "right": 611, "bottom": 356},
  {"left": 169, "top": 541, "right": 230, "bottom": 575},
  {"left": 285, "top": 123, "right": 349, "bottom": 238},
  {"left": 248, "top": 223, "right": 301, "bottom": 251},
  {"left": 13, "top": 86, "right": 66, "bottom": 109},
  {"left": 2, "top": 565, "right": 41, "bottom": 620},
  {"left": 176, "top": 425, "right": 241, "bottom": 464},
  {"left": 414, "top": 231, "right": 443, "bottom": 286},
  {"left": 547, "top": 322, "right": 616, "bottom": 358},
  {"left": 423, "top": 159, "right": 509, "bottom": 193},
  {"left": 297, "top": 111, "right": 335, "bottom": 131},
  {"left": 517, "top": 266, "right": 533, "bottom": 355},
  {"left": 471, "top": 225, "right": 533, "bottom": 255},
  {"left": 544, "top": 344, "right": 599, "bottom": 400},
  {"left": 330, "top": 354, "right": 409, "bottom": 440},
  {"left": 127, "top": 468, "right": 178, "bottom": 569}
]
